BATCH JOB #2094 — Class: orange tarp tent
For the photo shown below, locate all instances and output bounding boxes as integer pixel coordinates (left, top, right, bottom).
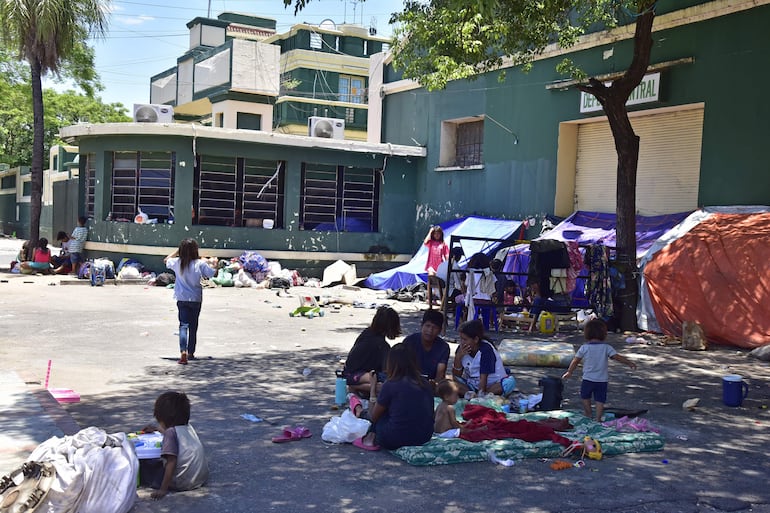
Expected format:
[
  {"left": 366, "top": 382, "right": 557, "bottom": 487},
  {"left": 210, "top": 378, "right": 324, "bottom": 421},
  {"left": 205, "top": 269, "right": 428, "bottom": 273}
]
[{"left": 644, "top": 213, "right": 770, "bottom": 348}]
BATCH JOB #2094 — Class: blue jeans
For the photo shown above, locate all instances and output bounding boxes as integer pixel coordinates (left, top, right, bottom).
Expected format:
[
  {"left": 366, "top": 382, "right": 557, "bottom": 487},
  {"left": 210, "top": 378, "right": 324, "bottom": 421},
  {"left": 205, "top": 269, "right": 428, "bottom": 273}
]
[{"left": 177, "top": 301, "right": 202, "bottom": 356}]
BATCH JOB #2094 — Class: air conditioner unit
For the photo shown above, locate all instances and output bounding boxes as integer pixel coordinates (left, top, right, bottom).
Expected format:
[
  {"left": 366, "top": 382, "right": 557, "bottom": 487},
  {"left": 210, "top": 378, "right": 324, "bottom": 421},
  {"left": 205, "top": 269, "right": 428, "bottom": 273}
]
[
  {"left": 133, "top": 103, "right": 174, "bottom": 123},
  {"left": 308, "top": 116, "right": 345, "bottom": 140}
]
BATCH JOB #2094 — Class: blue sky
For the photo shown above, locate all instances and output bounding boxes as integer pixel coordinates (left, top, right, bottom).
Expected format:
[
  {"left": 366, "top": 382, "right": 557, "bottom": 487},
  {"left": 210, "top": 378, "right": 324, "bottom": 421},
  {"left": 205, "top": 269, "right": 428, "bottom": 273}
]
[{"left": 86, "top": 0, "right": 406, "bottom": 109}]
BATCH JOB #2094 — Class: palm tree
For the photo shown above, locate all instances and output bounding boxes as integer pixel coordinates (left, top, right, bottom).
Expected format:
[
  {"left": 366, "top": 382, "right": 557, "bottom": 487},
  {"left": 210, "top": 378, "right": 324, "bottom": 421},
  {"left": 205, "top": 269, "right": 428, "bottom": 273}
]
[{"left": 0, "top": 0, "right": 109, "bottom": 257}]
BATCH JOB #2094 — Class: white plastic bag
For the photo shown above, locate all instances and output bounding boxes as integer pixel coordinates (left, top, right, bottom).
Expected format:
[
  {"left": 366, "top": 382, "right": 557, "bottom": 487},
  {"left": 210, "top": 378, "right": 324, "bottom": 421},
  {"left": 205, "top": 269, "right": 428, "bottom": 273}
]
[
  {"left": 28, "top": 426, "right": 137, "bottom": 513},
  {"left": 321, "top": 410, "right": 371, "bottom": 443}
]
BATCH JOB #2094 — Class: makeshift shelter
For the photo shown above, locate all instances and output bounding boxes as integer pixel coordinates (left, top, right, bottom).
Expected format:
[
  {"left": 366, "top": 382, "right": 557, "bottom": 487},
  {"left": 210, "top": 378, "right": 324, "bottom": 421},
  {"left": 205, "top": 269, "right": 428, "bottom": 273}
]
[
  {"left": 639, "top": 207, "right": 770, "bottom": 348},
  {"left": 538, "top": 211, "right": 691, "bottom": 258},
  {"left": 363, "top": 216, "right": 523, "bottom": 290},
  {"left": 502, "top": 211, "right": 691, "bottom": 308}
]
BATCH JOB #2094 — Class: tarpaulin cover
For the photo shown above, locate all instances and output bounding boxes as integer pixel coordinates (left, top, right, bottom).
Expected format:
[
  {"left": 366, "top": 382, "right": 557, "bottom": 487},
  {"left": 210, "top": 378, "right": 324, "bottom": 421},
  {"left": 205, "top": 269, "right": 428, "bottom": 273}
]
[
  {"left": 501, "top": 211, "right": 690, "bottom": 307},
  {"left": 538, "top": 211, "right": 691, "bottom": 258},
  {"left": 363, "top": 216, "right": 522, "bottom": 290},
  {"left": 643, "top": 212, "right": 770, "bottom": 348}
]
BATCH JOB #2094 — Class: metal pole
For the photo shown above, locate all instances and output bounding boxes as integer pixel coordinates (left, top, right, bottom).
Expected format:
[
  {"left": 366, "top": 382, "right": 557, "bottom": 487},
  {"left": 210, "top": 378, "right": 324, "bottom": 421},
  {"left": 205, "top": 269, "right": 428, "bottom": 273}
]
[{"left": 207, "top": 0, "right": 211, "bottom": 18}]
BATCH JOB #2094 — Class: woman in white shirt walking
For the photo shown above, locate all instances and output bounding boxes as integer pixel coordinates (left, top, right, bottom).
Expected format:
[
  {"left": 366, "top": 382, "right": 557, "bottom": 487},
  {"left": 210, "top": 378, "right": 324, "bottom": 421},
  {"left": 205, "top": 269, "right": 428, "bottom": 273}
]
[{"left": 164, "top": 239, "right": 216, "bottom": 364}]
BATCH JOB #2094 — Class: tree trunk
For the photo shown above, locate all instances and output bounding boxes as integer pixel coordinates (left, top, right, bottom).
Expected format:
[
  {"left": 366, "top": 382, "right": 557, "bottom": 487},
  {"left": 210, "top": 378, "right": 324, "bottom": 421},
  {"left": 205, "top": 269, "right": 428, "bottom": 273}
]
[
  {"left": 28, "top": 58, "right": 44, "bottom": 259},
  {"left": 577, "top": 6, "right": 655, "bottom": 332},
  {"left": 605, "top": 94, "right": 640, "bottom": 332}
]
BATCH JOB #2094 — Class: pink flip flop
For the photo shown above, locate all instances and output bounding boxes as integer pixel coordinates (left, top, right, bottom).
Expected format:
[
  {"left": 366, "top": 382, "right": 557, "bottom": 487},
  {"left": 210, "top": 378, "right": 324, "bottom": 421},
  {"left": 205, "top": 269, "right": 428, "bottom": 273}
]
[
  {"left": 293, "top": 426, "right": 312, "bottom": 439},
  {"left": 271, "top": 426, "right": 312, "bottom": 443},
  {"left": 352, "top": 436, "right": 380, "bottom": 451},
  {"left": 349, "top": 395, "right": 363, "bottom": 415}
]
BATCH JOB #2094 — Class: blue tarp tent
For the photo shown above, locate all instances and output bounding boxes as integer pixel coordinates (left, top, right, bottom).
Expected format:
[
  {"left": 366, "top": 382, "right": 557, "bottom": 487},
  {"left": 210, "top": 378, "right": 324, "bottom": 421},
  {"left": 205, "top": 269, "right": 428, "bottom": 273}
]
[
  {"left": 364, "top": 216, "right": 523, "bottom": 290},
  {"left": 537, "top": 211, "right": 691, "bottom": 257},
  {"left": 502, "top": 211, "right": 692, "bottom": 308}
]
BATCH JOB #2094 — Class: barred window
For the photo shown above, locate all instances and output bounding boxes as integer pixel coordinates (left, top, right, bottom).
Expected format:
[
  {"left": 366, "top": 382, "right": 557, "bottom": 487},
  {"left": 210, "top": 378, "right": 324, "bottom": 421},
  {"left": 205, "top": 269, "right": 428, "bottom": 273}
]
[
  {"left": 84, "top": 153, "right": 95, "bottom": 219},
  {"left": 194, "top": 156, "right": 284, "bottom": 228},
  {"left": 110, "top": 151, "right": 175, "bottom": 222},
  {"left": 439, "top": 118, "right": 485, "bottom": 168},
  {"left": 243, "top": 159, "right": 284, "bottom": 228},
  {"left": 195, "top": 155, "right": 236, "bottom": 226},
  {"left": 455, "top": 120, "right": 484, "bottom": 167},
  {"left": 299, "top": 163, "right": 379, "bottom": 232}
]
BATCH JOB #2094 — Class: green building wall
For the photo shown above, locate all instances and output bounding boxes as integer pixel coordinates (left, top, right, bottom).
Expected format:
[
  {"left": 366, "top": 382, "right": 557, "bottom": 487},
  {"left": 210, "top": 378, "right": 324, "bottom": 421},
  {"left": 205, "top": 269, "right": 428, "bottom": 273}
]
[
  {"left": 383, "top": 3, "right": 770, "bottom": 232},
  {"left": 75, "top": 133, "right": 419, "bottom": 274}
]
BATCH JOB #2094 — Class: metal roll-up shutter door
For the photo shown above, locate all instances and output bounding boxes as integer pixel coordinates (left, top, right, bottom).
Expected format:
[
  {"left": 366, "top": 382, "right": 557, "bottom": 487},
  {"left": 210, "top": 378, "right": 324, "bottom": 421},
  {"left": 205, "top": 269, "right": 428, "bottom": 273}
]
[{"left": 574, "top": 107, "right": 704, "bottom": 214}]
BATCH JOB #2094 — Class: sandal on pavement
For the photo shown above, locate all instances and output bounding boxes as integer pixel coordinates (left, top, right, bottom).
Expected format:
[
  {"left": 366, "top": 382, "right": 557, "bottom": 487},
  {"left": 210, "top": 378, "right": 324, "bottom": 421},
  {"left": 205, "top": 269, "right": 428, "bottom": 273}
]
[
  {"left": 349, "top": 395, "right": 363, "bottom": 416},
  {"left": 352, "top": 436, "right": 380, "bottom": 451},
  {"left": 271, "top": 426, "right": 312, "bottom": 443},
  {"left": 293, "top": 426, "right": 312, "bottom": 439}
]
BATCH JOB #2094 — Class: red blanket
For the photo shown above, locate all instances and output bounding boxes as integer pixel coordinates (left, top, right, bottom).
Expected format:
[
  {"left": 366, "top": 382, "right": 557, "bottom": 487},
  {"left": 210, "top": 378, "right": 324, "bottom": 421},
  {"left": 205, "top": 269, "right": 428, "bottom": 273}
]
[{"left": 460, "top": 404, "right": 571, "bottom": 446}]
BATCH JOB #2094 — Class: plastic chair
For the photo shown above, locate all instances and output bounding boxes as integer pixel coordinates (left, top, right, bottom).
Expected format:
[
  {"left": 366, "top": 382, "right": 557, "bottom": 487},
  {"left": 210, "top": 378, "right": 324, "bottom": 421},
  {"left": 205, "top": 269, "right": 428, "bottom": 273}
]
[
  {"left": 454, "top": 303, "right": 499, "bottom": 332},
  {"left": 474, "top": 303, "right": 499, "bottom": 332}
]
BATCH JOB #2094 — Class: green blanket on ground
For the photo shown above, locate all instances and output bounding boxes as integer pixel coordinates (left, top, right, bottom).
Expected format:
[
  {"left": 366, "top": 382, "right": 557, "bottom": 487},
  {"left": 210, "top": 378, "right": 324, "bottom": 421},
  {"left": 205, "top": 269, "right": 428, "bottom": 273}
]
[{"left": 392, "top": 403, "right": 665, "bottom": 466}]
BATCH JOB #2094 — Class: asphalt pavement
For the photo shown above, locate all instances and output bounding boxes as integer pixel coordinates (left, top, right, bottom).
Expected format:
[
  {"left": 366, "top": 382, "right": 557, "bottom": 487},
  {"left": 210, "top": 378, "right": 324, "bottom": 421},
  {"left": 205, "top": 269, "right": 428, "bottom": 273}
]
[{"left": 0, "top": 237, "right": 768, "bottom": 513}]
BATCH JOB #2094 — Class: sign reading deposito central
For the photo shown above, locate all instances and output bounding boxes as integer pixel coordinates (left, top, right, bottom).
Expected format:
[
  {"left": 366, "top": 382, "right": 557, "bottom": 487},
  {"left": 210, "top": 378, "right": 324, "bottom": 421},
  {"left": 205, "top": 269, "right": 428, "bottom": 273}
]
[{"left": 580, "top": 72, "right": 660, "bottom": 113}]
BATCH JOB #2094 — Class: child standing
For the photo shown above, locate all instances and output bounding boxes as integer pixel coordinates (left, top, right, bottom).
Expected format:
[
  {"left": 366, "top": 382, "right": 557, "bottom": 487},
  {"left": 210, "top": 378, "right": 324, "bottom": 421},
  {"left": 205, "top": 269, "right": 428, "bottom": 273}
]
[
  {"left": 434, "top": 380, "right": 465, "bottom": 438},
  {"left": 164, "top": 239, "right": 216, "bottom": 364},
  {"left": 562, "top": 319, "right": 637, "bottom": 420},
  {"left": 423, "top": 225, "right": 449, "bottom": 306},
  {"left": 68, "top": 216, "right": 88, "bottom": 276},
  {"left": 142, "top": 391, "right": 208, "bottom": 500}
]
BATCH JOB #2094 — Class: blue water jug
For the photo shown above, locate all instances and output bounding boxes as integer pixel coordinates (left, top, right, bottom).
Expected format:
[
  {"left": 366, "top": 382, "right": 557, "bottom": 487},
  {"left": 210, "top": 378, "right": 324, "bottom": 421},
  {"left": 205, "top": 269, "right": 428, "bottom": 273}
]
[{"left": 335, "top": 370, "right": 347, "bottom": 405}]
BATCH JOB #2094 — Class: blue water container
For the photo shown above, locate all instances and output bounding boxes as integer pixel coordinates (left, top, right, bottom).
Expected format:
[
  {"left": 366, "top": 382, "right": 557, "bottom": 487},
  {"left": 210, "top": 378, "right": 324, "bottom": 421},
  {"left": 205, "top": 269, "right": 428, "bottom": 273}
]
[{"left": 335, "top": 370, "right": 347, "bottom": 405}]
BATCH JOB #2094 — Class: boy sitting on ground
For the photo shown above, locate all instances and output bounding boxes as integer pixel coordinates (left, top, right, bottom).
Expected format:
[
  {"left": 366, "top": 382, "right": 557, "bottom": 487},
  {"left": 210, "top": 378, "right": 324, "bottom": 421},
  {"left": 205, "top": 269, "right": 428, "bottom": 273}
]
[
  {"left": 141, "top": 391, "right": 209, "bottom": 500},
  {"left": 434, "top": 380, "right": 465, "bottom": 438}
]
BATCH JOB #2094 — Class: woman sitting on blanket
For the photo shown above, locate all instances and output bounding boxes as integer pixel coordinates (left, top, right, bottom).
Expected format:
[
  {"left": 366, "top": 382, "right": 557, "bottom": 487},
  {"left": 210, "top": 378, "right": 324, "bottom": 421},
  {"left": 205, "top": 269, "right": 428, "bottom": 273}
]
[
  {"left": 351, "top": 342, "right": 434, "bottom": 451},
  {"left": 342, "top": 306, "right": 401, "bottom": 398},
  {"left": 452, "top": 319, "right": 511, "bottom": 397}
]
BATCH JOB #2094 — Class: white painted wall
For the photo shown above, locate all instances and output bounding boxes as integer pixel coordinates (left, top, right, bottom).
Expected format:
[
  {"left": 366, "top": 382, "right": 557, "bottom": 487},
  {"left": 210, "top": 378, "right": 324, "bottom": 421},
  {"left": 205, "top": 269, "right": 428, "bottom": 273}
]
[
  {"left": 189, "top": 24, "right": 201, "bottom": 50},
  {"left": 150, "top": 72, "right": 177, "bottom": 105},
  {"left": 211, "top": 100, "right": 273, "bottom": 130},
  {"left": 367, "top": 52, "right": 385, "bottom": 143},
  {"left": 231, "top": 39, "right": 280, "bottom": 96},
  {"left": 194, "top": 49, "right": 231, "bottom": 94},
  {"left": 201, "top": 25, "right": 225, "bottom": 47},
  {"left": 177, "top": 59, "right": 194, "bottom": 105}
]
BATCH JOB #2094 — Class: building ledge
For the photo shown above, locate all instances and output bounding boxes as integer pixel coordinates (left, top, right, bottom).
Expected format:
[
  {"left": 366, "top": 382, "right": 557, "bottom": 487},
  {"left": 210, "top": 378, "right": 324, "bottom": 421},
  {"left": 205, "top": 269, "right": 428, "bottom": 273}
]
[
  {"left": 435, "top": 164, "right": 485, "bottom": 172},
  {"left": 59, "top": 123, "right": 427, "bottom": 158}
]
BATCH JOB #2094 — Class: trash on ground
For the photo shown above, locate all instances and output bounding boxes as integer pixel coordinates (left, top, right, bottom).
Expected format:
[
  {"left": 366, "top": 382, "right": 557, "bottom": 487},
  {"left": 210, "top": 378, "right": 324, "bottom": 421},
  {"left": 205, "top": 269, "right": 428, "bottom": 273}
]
[{"left": 682, "top": 398, "right": 700, "bottom": 411}]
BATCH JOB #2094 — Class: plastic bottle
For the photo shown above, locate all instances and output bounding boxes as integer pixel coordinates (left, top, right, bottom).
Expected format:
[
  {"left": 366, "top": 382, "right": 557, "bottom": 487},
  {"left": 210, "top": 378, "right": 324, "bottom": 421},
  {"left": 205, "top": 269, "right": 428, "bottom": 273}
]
[{"left": 335, "top": 370, "right": 347, "bottom": 405}]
